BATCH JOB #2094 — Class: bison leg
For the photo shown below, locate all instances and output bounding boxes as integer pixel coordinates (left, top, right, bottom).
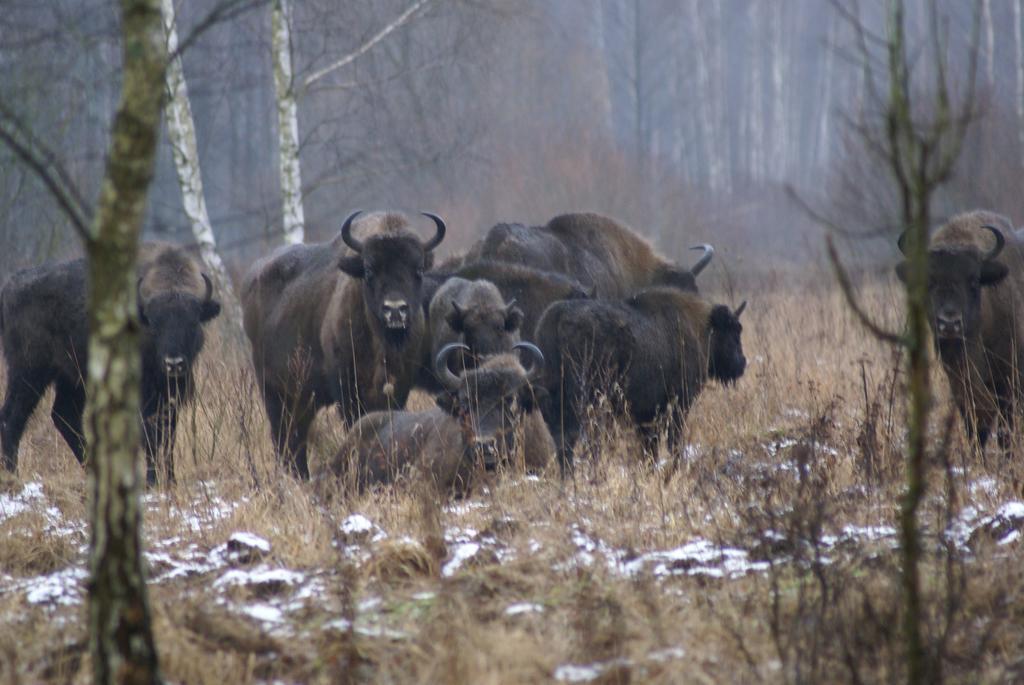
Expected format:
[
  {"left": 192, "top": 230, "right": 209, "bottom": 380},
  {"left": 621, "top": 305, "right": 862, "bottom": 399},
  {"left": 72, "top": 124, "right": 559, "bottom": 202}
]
[
  {"left": 263, "top": 389, "right": 313, "bottom": 479},
  {"left": 142, "top": 399, "right": 178, "bottom": 486},
  {"left": 51, "top": 379, "right": 86, "bottom": 464},
  {"left": 0, "top": 369, "right": 48, "bottom": 471}
]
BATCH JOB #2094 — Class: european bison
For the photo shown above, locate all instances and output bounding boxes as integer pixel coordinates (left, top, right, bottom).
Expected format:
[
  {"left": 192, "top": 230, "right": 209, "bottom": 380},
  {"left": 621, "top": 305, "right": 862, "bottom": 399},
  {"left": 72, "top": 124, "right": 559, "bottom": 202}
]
[
  {"left": 0, "top": 243, "right": 222, "bottom": 483},
  {"left": 316, "top": 342, "right": 552, "bottom": 496},
  {"left": 896, "top": 210, "right": 1024, "bottom": 448},
  {"left": 242, "top": 210, "right": 445, "bottom": 478},
  {"left": 535, "top": 287, "right": 747, "bottom": 472},
  {"left": 465, "top": 213, "right": 714, "bottom": 297},
  {"left": 420, "top": 277, "right": 523, "bottom": 392}
]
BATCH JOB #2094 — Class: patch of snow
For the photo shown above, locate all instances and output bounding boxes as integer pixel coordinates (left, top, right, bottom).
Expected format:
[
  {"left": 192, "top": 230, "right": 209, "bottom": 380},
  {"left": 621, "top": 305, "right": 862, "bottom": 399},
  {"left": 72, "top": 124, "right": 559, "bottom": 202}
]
[
  {"left": 240, "top": 603, "right": 283, "bottom": 624},
  {"left": 214, "top": 566, "right": 304, "bottom": 590},
  {"left": 412, "top": 591, "right": 435, "bottom": 601},
  {"left": 554, "top": 663, "right": 606, "bottom": 683},
  {"left": 228, "top": 532, "right": 271, "bottom": 554},
  {"left": 23, "top": 566, "right": 88, "bottom": 606},
  {"left": 505, "top": 602, "right": 543, "bottom": 616},
  {"left": 443, "top": 542, "right": 480, "bottom": 577}
]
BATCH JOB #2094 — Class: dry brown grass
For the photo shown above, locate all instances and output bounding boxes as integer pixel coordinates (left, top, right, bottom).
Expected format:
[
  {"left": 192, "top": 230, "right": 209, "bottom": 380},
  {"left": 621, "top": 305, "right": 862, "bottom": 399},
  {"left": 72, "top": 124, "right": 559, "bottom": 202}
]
[{"left": 2, "top": 274, "right": 1024, "bottom": 684}]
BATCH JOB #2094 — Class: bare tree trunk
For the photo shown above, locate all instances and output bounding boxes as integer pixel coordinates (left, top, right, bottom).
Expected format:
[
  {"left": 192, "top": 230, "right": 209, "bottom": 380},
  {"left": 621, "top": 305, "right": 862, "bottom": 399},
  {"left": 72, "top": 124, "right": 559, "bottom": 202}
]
[
  {"left": 161, "top": 0, "right": 243, "bottom": 330},
  {"left": 271, "top": 0, "right": 304, "bottom": 245},
  {"left": 770, "top": 1, "right": 786, "bottom": 179},
  {"left": 690, "top": 0, "right": 721, "bottom": 192},
  {"left": 87, "top": 0, "right": 165, "bottom": 682},
  {"left": 749, "top": 3, "right": 764, "bottom": 182},
  {"left": 983, "top": 0, "right": 994, "bottom": 87},
  {"left": 816, "top": 10, "right": 837, "bottom": 172}
]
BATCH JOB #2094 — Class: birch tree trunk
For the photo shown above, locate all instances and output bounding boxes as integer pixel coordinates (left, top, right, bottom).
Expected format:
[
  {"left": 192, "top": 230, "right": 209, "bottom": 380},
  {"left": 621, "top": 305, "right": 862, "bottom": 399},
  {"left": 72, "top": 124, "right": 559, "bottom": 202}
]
[
  {"left": 271, "top": 0, "right": 304, "bottom": 245},
  {"left": 161, "top": 0, "right": 243, "bottom": 330},
  {"left": 748, "top": 3, "right": 764, "bottom": 182},
  {"left": 983, "top": 0, "right": 994, "bottom": 87},
  {"left": 689, "top": 0, "right": 720, "bottom": 191},
  {"left": 87, "top": 0, "right": 165, "bottom": 681},
  {"left": 816, "top": 11, "right": 836, "bottom": 172},
  {"left": 770, "top": 1, "right": 786, "bottom": 179}
]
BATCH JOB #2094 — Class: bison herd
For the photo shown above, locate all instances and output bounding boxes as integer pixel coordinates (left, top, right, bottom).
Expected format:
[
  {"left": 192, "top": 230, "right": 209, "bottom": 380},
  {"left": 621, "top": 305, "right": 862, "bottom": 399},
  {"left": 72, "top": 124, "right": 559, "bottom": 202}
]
[{"left": 1, "top": 209, "right": 1021, "bottom": 495}]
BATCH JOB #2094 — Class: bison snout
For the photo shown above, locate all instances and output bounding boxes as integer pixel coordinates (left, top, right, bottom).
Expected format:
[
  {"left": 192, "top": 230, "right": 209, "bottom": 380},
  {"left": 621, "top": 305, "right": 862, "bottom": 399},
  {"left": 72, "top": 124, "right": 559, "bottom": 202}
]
[
  {"left": 163, "top": 355, "right": 187, "bottom": 377},
  {"left": 472, "top": 437, "right": 500, "bottom": 470},
  {"left": 935, "top": 314, "right": 964, "bottom": 338},
  {"left": 382, "top": 299, "right": 410, "bottom": 329}
]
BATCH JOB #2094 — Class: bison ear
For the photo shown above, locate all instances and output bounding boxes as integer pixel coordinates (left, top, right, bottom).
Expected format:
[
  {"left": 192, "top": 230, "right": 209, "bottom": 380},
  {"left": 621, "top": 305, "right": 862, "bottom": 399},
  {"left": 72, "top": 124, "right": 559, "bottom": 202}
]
[
  {"left": 338, "top": 255, "right": 365, "bottom": 278},
  {"left": 894, "top": 261, "right": 909, "bottom": 284},
  {"left": 504, "top": 305, "right": 524, "bottom": 333},
  {"left": 435, "top": 392, "right": 460, "bottom": 416},
  {"left": 200, "top": 299, "right": 222, "bottom": 322},
  {"left": 980, "top": 260, "right": 1009, "bottom": 286}
]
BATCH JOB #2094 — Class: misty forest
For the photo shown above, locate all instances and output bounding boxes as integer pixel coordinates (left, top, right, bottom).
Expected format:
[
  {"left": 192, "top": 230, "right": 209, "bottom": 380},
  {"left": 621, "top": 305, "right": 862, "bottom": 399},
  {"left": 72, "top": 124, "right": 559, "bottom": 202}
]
[{"left": 2, "top": 1, "right": 1024, "bottom": 683}]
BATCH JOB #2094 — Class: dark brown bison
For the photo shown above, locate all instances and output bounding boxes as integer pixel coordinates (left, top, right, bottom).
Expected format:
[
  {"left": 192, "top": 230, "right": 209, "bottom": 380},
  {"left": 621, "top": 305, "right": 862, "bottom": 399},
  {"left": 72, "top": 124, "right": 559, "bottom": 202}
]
[
  {"left": 0, "top": 243, "right": 222, "bottom": 483},
  {"left": 315, "top": 343, "right": 552, "bottom": 496},
  {"left": 242, "top": 210, "right": 445, "bottom": 478},
  {"left": 535, "top": 287, "right": 746, "bottom": 472},
  {"left": 896, "top": 210, "right": 1024, "bottom": 448},
  {"left": 465, "top": 213, "right": 714, "bottom": 297},
  {"left": 420, "top": 276, "right": 523, "bottom": 392},
  {"left": 444, "top": 259, "right": 592, "bottom": 341}
]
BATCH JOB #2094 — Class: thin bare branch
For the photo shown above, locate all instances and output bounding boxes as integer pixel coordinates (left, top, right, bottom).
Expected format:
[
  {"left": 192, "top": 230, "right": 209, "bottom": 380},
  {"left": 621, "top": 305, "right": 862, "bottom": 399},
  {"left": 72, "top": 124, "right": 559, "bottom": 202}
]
[
  {"left": 169, "top": 0, "right": 268, "bottom": 62},
  {"left": 301, "top": 0, "right": 433, "bottom": 92},
  {"left": 0, "top": 104, "right": 92, "bottom": 241},
  {"left": 825, "top": 235, "right": 905, "bottom": 346}
]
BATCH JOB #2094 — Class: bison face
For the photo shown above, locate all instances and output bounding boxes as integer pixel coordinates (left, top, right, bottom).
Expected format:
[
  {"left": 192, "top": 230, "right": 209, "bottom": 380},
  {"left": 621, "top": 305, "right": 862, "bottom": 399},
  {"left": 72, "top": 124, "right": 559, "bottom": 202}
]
[
  {"left": 896, "top": 250, "right": 1007, "bottom": 342},
  {"left": 708, "top": 303, "right": 746, "bottom": 385},
  {"left": 140, "top": 290, "right": 221, "bottom": 379},
  {"left": 337, "top": 211, "right": 445, "bottom": 345},
  {"left": 435, "top": 343, "right": 544, "bottom": 471},
  {"left": 339, "top": 236, "right": 430, "bottom": 343},
  {"left": 446, "top": 300, "right": 523, "bottom": 356}
]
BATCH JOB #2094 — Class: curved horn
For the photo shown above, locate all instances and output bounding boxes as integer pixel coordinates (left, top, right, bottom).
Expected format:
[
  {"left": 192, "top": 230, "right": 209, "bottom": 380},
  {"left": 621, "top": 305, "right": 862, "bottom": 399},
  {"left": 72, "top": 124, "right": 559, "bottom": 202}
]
[
  {"left": 734, "top": 300, "right": 747, "bottom": 318},
  {"left": 897, "top": 230, "right": 908, "bottom": 255},
  {"left": 980, "top": 224, "right": 1006, "bottom": 261},
  {"left": 420, "top": 212, "right": 447, "bottom": 252},
  {"left": 688, "top": 244, "right": 714, "bottom": 277},
  {"left": 513, "top": 341, "right": 545, "bottom": 381},
  {"left": 340, "top": 210, "right": 364, "bottom": 253},
  {"left": 435, "top": 343, "right": 469, "bottom": 392},
  {"left": 201, "top": 273, "right": 214, "bottom": 302}
]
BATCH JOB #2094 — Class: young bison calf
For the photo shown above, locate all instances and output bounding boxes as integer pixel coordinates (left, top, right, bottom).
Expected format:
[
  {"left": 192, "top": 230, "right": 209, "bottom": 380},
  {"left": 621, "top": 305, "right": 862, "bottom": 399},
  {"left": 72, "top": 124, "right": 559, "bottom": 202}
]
[{"left": 316, "top": 343, "right": 553, "bottom": 497}]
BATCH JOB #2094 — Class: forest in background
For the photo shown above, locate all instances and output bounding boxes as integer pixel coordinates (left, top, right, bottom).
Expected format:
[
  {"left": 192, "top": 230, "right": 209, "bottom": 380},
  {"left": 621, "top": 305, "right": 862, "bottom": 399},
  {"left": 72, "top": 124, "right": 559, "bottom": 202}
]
[{"left": 2, "top": 0, "right": 1023, "bottom": 280}]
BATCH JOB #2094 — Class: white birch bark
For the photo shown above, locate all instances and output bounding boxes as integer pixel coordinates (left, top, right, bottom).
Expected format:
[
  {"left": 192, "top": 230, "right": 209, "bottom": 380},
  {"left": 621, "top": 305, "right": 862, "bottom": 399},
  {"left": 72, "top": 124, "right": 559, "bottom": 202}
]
[
  {"left": 161, "top": 0, "right": 242, "bottom": 326},
  {"left": 1016, "top": 0, "right": 1024, "bottom": 168},
  {"left": 271, "top": 0, "right": 304, "bottom": 245}
]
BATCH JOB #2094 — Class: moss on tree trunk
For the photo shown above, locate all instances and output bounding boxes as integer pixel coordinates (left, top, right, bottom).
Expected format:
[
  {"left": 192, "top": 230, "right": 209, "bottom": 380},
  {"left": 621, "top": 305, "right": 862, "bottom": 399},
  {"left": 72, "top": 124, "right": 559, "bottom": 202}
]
[{"left": 86, "top": 1, "right": 167, "bottom": 683}]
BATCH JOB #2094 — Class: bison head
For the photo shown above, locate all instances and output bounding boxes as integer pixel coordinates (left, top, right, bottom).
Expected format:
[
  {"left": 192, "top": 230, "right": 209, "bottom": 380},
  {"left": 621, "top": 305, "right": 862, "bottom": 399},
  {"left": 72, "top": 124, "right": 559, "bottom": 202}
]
[
  {"left": 446, "top": 298, "right": 523, "bottom": 355},
  {"left": 434, "top": 342, "right": 544, "bottom": 471},
  {"left": 337, "top": 210, "right": 445, "bottom": 344},
  {"left": 653, "top": 244, "right": 714, "bottom": 292},
  {"left": 895, "top": 224, "right": 1008, "bottom": 342},
  {"left": 707, "top": 301, "right": 746, "bottom": 385},
  {"left": 139, "top": 273, "right": 221, "bottom": 379}
]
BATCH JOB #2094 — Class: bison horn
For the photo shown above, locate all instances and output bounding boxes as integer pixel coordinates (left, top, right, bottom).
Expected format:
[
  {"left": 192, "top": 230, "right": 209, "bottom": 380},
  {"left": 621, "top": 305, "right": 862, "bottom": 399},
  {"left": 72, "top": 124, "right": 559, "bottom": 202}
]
[
  {"left": 201, "top": 273, "right": 214, "bottom": 302},
  {"left": 340, "top": 210, "right": 364, "bottom": 253},
  {"left": 513, "top": 341, "right": 545, "bottom": 381},
  {"left": 689, "top": 244, "right": 714, "bottom": 277},
  {"left": 421, "top": 212, "right": 447, "bottom": 252},
  {"left": 980, "top": 224, "right": 1006, "bottom": 261},
  {"left": 734, "top": 300, "right": 747, "bottom": 318},
  {"left": 435, "top": 343, "right": 469, "bottom": 392},
  {"left": 897, "top": 230, "right": 908, "bottom": 255}
]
